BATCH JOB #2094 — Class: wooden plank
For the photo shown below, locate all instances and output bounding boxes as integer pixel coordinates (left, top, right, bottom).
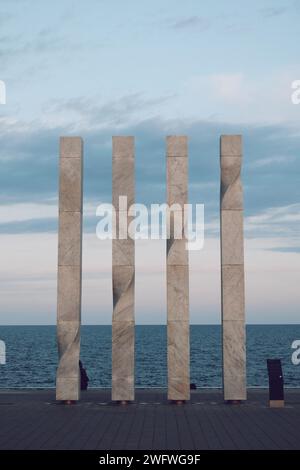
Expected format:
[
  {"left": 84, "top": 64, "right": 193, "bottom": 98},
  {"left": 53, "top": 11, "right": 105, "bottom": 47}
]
[
  {"left": 110, "top": 406, "right": 137, "bottom": 450},
  {"left": 165, "top": 406, "right": 180, "bottom": 450},
  {"left": 152, "top": 404, "right": 167, "bottom": 450},
  {"left": 125, "top": 406, "right": 145, "bottom": 450},
  {"left": 174, "top": 406, "right": 194, "bottom": 449},
  {"left": 205, "top": 405, "right": 237, "bottom": 449},
  {"left": 184, "top": 407, "right": 210, "bottom": 450},
  {"left": 138, "top": 407, "right": 155, "bottom": 450}
]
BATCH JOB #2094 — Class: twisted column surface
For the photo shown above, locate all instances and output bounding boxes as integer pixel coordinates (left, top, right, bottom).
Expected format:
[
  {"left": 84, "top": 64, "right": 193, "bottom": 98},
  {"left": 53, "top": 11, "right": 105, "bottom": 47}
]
[
  {"left": 112, "top": 136, "right": 135, "bottom": 401},
  {"left": 220, "top": 135, "right": 246, "bottom": 402},
  {"left": 56, "top": 137, "right": 83, "bottom": 401},
  {"left": 166, "top": 136, "right": 190, "bottom": 401}
]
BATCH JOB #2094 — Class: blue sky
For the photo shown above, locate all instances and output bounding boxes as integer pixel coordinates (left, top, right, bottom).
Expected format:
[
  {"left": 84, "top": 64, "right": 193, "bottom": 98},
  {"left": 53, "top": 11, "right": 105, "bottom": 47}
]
[{"left": 0, "top": 0, "right": 299, "bottom": 324}]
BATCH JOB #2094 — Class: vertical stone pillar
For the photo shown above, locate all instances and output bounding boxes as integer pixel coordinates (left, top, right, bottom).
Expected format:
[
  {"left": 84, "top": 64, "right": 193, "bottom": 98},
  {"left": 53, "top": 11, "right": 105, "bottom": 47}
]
[
  {"left": 112, "top": 136, "right": 135, "bottom": 401},
  {"left": 220, "top": 135, "right": 246, "bottom": 402},
  {"left": 166, "top": 136, "right": 190, "bottom": 401},
  {"left": 56, "top": 137, "right": 83, "bottom": 401}
]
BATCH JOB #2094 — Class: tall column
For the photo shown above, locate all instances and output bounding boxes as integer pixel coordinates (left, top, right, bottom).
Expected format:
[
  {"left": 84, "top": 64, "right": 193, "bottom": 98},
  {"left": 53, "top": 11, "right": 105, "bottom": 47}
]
[
  {"left": 220, "top": 135, "right": 246, "bottom": 402},
  {"left": 112, "top": 136, "right": 135, "bottom": 402},
  {"left": 56, "top": 137, "right": 83, "bottom": 401},
  {"left": 166, "top": 136, "right": 190, "bottom": 401}
]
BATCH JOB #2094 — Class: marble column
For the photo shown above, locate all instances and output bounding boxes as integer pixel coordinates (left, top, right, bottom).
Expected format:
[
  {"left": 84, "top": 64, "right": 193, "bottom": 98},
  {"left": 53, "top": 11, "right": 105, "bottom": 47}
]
[
  {"left": 56, "top": 137, "right": 83, "bottom": 401},
  {"left": 112, "top": 136, "right": 135, "bottom": 401},
  {"left": 220, "top": 135, "right": 246, "bottom": 402},
  {"left": 166, "top": 136, "right": 190, "bottom": 401}
]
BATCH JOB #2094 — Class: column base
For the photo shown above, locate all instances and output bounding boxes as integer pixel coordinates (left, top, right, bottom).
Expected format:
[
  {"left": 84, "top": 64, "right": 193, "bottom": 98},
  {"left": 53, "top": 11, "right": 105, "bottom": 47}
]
[
  {"left": 269, "top": 400, "right": 284, "bottom": 408},
  {"left": 169, "top": 400, "right": 186, "bottom": 405},
  {"left": 113, "top": 400, "right": 134, "bottom": 406},
  {"left": 56, "top": 376, "right": 80, "bottom": 402},
  {"left": 59, "top": 400, "right": 78, "bottom": 405},
  {"left": 225, "top": 400, "right": 245, "bottom": 405}
]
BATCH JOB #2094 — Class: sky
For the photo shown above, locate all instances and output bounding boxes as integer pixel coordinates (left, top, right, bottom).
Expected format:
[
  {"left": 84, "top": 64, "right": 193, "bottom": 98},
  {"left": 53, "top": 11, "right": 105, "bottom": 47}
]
[{"left": 0, "top": 0, "right": 299, "bottom": 324}]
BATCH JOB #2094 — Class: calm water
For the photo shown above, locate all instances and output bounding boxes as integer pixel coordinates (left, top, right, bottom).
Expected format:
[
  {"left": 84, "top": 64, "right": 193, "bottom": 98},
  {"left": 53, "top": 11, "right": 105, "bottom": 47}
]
[{"left": 0, "top": 325, "right": 299, "bottom": 388}]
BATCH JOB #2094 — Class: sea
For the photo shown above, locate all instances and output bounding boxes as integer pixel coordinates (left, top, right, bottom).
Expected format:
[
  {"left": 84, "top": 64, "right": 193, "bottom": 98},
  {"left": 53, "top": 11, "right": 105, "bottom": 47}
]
[{"left": 0, "top": 325, "right": 299, "bottom": 388}]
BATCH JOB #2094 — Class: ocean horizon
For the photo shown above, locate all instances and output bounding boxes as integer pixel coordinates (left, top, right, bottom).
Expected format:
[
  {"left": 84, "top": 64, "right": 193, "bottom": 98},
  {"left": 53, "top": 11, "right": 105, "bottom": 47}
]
[{"left": 0, "top": 324, "right": 299, "bottom": 389}]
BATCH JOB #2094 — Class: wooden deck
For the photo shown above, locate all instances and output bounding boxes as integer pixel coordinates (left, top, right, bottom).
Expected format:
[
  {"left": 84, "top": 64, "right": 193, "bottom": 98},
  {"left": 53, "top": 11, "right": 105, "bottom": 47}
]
[{"left": 0, "top": 389, "right": 300, "bottom": 450}]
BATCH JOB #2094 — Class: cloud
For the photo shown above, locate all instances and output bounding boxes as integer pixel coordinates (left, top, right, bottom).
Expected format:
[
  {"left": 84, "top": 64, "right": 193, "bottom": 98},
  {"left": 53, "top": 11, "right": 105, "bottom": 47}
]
[
  {"left": 211, "top": 73, "right": 244, "bottom": 102},
  {"left": 245, "top": 203, "right": 300, "bottom": 239},
  {"left": 181, "top": 69, "right": 300, "bottom": 123},
  {"left": 0, "top": 217, "right": 58, "bottom": 234},
  {"left": 260, "top": 7, "right": 288, "bottom": 19},
  {"left": 0, "top": 29, "right": 65, "bottom": 64},
  {"left": 0, "top": 22, "right": 96, "bottom": 72},
  {"left": 0, "top": 106, "right": 300, "bottom": 236},
  {"left": 0, "top": 11, "right": 13, "bottom": 28},
  {"left": 268, "top": 246, "right": 300, "bottom": 253},
  {"left": 248, "top": 155, "right": 293, "bottom": 169},
  {"left": 43, "top": 93, "right": 176, "bottom": 129},
  {"left": 0, "top": 202, "right": 57, "bottom": 224},
  {"left": 171, "top": 16, "right": 211, "bottom": 31}
]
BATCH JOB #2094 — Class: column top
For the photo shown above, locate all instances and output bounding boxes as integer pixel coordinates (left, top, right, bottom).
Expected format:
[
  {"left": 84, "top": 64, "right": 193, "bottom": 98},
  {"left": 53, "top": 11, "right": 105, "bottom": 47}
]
[
  {"left": 112, "top": 136, "right": 134, "bottom": 158},
  {"left": 60, "top": 137, "right": 83, "bottom": 158},
  {"left": 220, "top": 135, "right": 242, "bottom": 157},
  {"left": 166, "top": 135, "right": 188, "bottom": 157}
]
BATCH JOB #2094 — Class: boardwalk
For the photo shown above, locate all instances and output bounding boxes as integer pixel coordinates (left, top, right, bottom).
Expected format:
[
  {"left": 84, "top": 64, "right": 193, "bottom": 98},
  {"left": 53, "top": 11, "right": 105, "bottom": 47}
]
[{"left": 0, "top": 389, "right": 300, "bottom": 450}]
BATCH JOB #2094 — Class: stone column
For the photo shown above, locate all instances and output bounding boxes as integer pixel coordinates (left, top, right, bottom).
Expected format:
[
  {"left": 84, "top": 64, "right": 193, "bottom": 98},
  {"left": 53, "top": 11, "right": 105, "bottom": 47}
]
[
  {"left": 112, "top": 136, "right": 135, "bottom": 402},
  {"left": 56, "top": 137, "right": 83, "bottom": 401},
  {"left": 220, "top": 135, "right": 246, "bottom": 402},
  {"left": 166, "top": 136, "right": 190, "bottom": 401}
]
